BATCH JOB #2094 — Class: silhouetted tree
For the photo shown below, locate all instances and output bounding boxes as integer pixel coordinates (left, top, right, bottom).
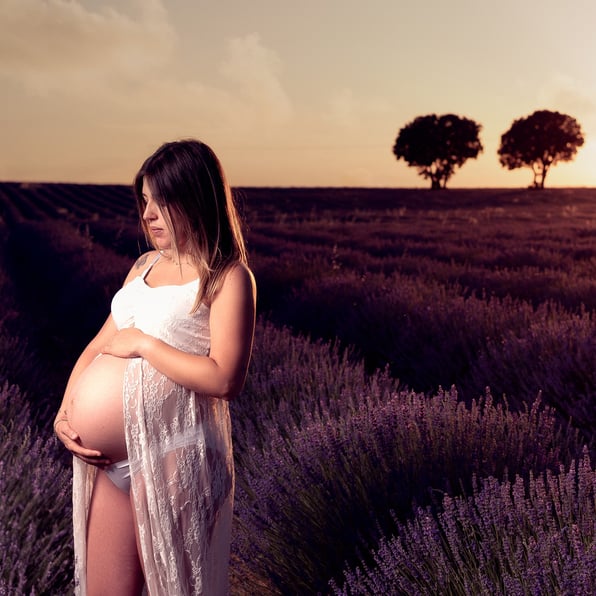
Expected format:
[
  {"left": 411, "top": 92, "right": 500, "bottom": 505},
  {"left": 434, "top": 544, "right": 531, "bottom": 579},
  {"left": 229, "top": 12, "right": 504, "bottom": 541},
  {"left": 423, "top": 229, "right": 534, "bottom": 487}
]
[
  {"left": 392, "top": 114, "right": 483, "bottom": 189},
  {"left": 498, "top": 110, "right": 585, "bottom": 189}
]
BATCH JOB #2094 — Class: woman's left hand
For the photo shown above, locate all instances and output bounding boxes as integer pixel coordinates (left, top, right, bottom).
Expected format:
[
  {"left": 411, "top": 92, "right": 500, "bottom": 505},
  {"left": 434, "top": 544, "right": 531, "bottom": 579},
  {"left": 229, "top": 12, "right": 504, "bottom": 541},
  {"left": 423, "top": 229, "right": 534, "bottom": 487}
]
[{"left": 102, "top": 328, "right": 147, "bottom": 358}]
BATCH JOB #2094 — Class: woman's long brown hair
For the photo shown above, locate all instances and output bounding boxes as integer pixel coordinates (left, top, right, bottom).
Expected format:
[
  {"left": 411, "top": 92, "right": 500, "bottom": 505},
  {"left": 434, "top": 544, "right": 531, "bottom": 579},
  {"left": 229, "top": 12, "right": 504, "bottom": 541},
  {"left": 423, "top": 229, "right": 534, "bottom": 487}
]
[{"left": 134, "top": 139, "right": 248, "bottom": 310}]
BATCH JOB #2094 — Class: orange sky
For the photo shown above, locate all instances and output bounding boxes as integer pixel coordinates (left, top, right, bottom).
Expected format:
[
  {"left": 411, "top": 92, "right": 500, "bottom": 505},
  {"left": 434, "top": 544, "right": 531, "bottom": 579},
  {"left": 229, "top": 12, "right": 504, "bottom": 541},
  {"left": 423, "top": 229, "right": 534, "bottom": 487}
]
[{"left": 1, "top": 0, "right": 595, "bottom": 188}]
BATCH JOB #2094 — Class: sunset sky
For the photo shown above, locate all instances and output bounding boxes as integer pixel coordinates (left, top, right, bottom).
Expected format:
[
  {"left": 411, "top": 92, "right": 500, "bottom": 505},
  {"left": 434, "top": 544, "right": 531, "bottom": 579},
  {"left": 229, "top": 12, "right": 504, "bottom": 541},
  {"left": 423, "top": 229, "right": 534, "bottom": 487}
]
[{"left": 1, "top": 0, "right": 595, "bottom": 188}]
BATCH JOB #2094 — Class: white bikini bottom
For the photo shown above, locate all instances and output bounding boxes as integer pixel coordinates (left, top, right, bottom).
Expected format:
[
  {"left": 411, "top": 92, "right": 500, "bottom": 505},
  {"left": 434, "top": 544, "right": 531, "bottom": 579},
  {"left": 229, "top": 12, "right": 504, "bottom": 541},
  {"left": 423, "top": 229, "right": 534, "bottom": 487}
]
[
  {"left": 105, "top": 459, "right": 131, "bottom": 493},
  {"left": 104, "top": 426, "right": 204, "bottom": 494}
]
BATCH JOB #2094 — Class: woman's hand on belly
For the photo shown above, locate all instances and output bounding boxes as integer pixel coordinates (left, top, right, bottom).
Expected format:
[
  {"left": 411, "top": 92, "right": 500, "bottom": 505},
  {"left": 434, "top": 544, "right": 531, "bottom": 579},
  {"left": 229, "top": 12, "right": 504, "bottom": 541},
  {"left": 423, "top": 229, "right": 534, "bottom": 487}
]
[
  {"left": 102, "top": 327, "right": 147, "bottom": 358},
  {"left": 54, "top": 418, "right": 112, "bottom": 467}
]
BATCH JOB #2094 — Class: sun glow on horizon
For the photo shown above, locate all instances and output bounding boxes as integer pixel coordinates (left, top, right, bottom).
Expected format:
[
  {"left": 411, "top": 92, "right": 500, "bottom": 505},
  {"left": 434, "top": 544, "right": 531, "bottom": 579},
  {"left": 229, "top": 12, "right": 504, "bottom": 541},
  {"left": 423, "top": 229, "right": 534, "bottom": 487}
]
[{"left": 0, "top": 0, "right": 595, "bottom": 188}]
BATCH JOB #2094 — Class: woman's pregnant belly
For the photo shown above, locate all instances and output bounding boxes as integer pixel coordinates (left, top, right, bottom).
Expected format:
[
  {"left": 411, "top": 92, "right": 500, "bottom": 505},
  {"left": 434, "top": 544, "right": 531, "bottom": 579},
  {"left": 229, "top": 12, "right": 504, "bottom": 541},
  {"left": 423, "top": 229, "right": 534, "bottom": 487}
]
[{"left": 68, "top": 354, "right": 129, "bottom": 462}]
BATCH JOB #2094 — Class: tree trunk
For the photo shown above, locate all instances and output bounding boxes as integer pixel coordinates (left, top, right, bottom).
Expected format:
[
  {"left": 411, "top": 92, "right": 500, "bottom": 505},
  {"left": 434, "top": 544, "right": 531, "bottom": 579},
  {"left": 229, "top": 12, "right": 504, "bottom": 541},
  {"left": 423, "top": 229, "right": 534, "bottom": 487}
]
[{"left": 539, "top": 163, "right": 549, "bottom": 189}]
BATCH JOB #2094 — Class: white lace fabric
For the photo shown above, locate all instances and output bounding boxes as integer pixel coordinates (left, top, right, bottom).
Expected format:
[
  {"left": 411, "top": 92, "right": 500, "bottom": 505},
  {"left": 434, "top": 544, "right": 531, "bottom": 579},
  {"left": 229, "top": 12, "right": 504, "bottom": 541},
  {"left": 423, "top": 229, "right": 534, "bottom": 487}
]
[{"left": 72, "top": 259, "right": 234, "bottom": 595}]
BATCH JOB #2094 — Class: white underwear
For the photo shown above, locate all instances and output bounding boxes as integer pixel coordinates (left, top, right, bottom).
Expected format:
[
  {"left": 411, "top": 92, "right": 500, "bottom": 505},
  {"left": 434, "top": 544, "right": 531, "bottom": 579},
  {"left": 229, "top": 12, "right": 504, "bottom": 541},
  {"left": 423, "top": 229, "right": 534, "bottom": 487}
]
[
  {"left": 104, "top": 459, "right": 131, "bottom": 494},
  {"left": 105, "top": 426, "right": 204, "bottom": 494}
]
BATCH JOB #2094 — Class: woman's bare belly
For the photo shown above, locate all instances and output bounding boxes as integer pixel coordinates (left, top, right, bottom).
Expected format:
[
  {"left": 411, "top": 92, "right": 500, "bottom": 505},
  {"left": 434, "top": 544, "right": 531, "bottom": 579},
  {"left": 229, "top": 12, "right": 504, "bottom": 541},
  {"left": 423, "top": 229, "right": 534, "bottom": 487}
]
[{"left": 68, "top": 354, "right": 129, "bottom": 462}]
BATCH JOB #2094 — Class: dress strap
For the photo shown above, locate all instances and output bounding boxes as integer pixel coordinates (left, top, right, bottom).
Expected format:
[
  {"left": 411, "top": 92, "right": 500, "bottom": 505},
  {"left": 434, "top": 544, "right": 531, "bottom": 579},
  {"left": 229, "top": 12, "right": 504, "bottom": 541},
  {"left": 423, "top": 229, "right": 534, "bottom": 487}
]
[{"left": 141, "top": 253, "right": 162, "bottom": 280}]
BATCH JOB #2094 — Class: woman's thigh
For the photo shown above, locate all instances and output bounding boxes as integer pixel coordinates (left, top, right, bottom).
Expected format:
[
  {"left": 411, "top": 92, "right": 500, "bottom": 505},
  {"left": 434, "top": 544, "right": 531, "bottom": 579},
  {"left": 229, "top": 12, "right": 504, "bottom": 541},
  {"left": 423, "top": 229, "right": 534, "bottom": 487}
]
[{"left": 86, "top": 469, "right": 144, "bottom": 596}]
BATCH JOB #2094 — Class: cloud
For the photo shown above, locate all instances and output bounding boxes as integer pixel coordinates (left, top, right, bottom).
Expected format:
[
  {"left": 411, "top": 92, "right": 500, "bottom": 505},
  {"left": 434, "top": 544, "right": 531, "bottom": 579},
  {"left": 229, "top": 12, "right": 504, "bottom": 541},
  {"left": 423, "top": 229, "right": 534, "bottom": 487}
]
[
  {"left": 219, "top": 33, "right": 293, "bottom": 124},
  {"left": 538, "top": 73, "right": 596, "bottom": 129},
  {"left": 0, "top": 0, "right": 176, "bottom": 95},
  {"left": 0, "top": 2, "right": 293, "bottom": 132},
  {"left": 102, "top": 33, "right": 295, "bottom": 137},
  {"left": 0, "top": 2, "right": 298, "bottom": 182},
  {"left": 326, "top": 87, "right": 391, "bottom": 131},
  {"left": 327, "top": 88, "right": 359, "bottom": 129}
]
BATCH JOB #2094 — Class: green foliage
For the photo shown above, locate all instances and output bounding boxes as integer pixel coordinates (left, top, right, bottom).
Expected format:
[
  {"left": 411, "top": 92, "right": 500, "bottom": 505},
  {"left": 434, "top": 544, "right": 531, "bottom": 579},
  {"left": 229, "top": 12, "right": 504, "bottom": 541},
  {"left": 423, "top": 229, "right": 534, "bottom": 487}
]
[
  {"left": 498, "top": 110, "right": 585, "bottom": 189},
  {"left": 393, "top": 114, "right": 483, "bottom": 189}
]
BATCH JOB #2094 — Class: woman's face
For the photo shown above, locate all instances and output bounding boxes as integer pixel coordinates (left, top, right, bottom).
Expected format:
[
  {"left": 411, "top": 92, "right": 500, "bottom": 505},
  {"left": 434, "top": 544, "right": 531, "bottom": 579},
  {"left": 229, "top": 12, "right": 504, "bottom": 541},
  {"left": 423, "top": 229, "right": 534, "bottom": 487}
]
[{"left": 142, "top": 179, "right": 175, "bottom": 250}]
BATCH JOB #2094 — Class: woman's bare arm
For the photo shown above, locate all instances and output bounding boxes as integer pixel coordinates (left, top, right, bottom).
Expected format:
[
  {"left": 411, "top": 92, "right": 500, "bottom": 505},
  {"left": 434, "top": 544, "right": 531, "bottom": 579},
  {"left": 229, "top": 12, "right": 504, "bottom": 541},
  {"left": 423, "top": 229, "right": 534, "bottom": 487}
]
[
  {"left": 102, "top": 263, "right": 257, "bottom": 400},
  {"left": 54, "top": 253, "right": 156, "bottom": 463},
  {"left": 53, "top": 315, "right": 119, "bottom": 465}
]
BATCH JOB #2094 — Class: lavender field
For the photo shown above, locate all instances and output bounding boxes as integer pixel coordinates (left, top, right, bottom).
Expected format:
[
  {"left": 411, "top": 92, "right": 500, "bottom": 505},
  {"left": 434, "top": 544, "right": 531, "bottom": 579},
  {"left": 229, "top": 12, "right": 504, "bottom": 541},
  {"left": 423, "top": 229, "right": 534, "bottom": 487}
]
[{"left": 0, "top": 183, "right": 595, "bottom": 594}]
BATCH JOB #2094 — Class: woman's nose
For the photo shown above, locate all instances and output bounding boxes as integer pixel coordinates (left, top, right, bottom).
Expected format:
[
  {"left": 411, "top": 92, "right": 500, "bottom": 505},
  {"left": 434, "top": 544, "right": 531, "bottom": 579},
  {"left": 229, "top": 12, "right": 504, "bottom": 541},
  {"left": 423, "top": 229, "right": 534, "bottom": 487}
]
[{"left": 143, "top": 202, "right": 154, "bottom": 220}]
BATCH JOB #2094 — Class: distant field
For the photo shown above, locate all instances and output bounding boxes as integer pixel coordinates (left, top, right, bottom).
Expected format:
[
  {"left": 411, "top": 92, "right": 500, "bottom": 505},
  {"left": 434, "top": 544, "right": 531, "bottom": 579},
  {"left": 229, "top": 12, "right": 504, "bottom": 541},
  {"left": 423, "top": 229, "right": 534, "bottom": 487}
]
[
  {"left": 1, "top": 183, "right": 595, "bottom": 594},
  {"left": 1, "top": 181, "right": 595, "bottom": 417}
]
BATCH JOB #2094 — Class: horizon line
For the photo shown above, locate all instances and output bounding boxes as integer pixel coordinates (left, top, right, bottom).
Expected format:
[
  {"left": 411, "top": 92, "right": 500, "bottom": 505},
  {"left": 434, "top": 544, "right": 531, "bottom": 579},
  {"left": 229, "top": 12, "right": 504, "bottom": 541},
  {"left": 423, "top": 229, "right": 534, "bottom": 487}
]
[{"left": 2, "top": 180, "right": 595, "bottom": 191}]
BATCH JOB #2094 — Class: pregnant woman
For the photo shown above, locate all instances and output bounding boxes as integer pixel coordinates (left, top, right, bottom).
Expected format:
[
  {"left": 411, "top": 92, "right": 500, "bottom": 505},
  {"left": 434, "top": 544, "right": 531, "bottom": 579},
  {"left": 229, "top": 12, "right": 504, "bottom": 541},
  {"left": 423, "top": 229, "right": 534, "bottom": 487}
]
[{"left": 53, "top": 139, "right": 256, "bottom": 595}]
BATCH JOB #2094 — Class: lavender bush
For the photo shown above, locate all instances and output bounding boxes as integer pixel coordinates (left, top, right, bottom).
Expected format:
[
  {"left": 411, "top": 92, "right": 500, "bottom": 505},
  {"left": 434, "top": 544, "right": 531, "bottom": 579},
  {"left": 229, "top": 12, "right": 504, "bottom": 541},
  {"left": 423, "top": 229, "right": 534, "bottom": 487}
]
[
  {"left": 245, "top": 188, "right": 596, "bottom": 446},
  {"left": 234, "top": 360, "right": 582, "bottom": 593},
  {"left": 0, "top": 231, "right": 50, "bottom": 407},
  {"left": 5, "top": 219, "right": 130, "bottom": 413},
  {"left": 333, "top": 449, "right": 596, "bottom": 595},
  {"left": 0, "top": 381, "right": 73, "bottom": 595},
  {"left": 7, "top": 220, "right": 129, "bottom": 333},
  {"left": 1, "top": 186, "right": 594, "bottom": 593},
  {"left": 232, "top": 319, "right": 399, "bottom": 459},
  {"left": 280, "top": 270, "right": 522, "bottom": 388},
  {"left": 273, "top": 269, "right": 596, "bottom": 442},
  {"left": 467, "top": 308, "right": 596, "bottom": 441},
  {"left": 246, "top": 188, "right": 596, "bottom": 312}
]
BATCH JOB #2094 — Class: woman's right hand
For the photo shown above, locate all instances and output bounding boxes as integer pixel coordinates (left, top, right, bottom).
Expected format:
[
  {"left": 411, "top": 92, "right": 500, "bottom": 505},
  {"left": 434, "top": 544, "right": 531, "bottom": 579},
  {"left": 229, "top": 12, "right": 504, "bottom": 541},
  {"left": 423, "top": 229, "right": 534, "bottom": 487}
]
[{"left": 54, "top": 418, "right": 112, "bottom": 467}]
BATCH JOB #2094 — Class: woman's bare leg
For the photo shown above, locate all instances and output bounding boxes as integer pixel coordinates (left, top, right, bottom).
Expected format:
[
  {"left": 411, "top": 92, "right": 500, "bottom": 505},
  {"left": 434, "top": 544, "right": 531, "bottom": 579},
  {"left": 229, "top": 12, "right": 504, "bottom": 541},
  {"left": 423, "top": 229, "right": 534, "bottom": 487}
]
[{"left": 86, "top": 470, "right": 144, "bottom": 596}]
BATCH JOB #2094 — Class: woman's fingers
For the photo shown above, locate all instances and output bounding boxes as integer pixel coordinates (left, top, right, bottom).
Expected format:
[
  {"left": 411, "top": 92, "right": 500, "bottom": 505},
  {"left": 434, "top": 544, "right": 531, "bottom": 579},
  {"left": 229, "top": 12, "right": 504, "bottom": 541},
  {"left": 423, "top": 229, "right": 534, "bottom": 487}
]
[
  {"left": 55, "top": 421, "right": 111, "bottom": 466},
  {"left": 54, "top": 418, "right": 78, "bottom": 441}
]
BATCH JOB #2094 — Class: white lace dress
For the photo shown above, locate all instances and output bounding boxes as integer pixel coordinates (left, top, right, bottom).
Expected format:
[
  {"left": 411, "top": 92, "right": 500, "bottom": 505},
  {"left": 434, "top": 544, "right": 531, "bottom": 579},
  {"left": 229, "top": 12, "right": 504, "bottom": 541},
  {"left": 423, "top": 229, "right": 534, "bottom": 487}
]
[{"left": 72, "top": 256, "right": 234, "bottom": 595}]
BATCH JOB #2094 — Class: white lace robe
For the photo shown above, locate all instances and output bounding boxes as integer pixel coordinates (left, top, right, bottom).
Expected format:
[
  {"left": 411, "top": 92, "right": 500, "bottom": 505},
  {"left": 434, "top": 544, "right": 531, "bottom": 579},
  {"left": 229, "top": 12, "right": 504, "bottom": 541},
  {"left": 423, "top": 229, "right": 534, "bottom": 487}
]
[{"left": 72, "top": 265, "right": 234, "bottom": 595}]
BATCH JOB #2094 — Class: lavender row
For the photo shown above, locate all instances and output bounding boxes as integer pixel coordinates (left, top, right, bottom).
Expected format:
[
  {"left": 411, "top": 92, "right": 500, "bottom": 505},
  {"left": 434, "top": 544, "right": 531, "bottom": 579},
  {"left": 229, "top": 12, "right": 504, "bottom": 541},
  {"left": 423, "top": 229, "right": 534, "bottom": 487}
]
[
  {"left": 0, "top": 383, "right": 73, "bottom": 594},
  {"left": 0, "top": 313, "right": 590, "bottom": 594},
  {"left": 231, "top": 321, "right": 585, "bottom": 592},
  {"left": 334, "top": 450, "right": 595, "bottom": 595},
  {"left": 274, "top": 270, "right": 595, "bottom": 443}
]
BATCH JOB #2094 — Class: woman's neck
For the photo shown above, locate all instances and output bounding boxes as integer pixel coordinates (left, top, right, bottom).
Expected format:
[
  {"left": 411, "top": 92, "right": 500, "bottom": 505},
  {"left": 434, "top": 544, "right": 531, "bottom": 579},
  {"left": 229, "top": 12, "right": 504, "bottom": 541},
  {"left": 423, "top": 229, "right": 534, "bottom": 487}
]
[{"left": 159, "top": 249, "right": 193, "bottom": 267}]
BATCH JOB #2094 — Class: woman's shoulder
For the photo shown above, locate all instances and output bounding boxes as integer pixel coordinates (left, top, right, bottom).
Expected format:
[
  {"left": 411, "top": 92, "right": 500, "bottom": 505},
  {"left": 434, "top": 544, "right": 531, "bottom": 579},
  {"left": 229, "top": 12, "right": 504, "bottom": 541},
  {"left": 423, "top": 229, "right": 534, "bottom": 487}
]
[
  {"left": 227, "top": 260, "right": 253, "bottom": 276},
  {"left": 225, "top": 261, "right": 255, "bottom": 288},
  {"left": 215, "top": 261, "right": 256, "bottom": 302},
  {"left": 123, "top": 250, "right": 160, "bottom": 285}
]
